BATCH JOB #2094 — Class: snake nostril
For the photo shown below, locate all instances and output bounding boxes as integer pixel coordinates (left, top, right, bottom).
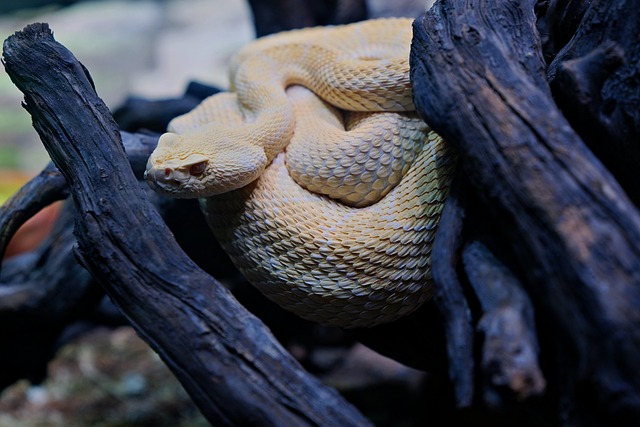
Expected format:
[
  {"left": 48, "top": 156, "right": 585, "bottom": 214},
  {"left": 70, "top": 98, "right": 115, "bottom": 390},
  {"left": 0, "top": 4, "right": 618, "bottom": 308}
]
[{"left": 154, "top": 167, "right": 171, "bottom": 183}]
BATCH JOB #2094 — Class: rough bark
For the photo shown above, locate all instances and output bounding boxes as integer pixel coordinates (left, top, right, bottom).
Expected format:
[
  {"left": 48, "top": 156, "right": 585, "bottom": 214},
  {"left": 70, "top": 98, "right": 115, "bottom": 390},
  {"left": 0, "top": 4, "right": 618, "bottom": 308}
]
[
  {"left": 1, "top": 0, "right": 639, "bottom": 425},
  {"left": 2, "top": 23, "right": 370, "bottom": 427},
  {"left": 429, "top": 176, "right": 474, "bottom": 407},
  {"left": 112, "top": 81, "right": 220, "bottom": 134},
  {"left": 411, "top": 0, "right": 640, "bottom": 425},
  {"left": 462, "top": 240, "right": 545, "bottom": 406},
  {"left": 545, "top": 0, "right": 640, "bottom": 204},
  {"left": 247, "top": 0, "right": 368, "bottom": 37},
  {"left": 0, "top": 132, "right": 170, "bottom": 390},
  {"left": 0, "top": 199, "right": 99, "bottom": 387}
]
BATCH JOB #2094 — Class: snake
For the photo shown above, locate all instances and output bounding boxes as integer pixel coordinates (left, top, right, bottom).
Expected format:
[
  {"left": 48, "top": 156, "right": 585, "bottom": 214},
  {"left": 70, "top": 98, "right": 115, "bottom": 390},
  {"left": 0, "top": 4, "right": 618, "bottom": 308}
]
[{"left": 144, "top": 18, "right": 456, "bottom": 328}]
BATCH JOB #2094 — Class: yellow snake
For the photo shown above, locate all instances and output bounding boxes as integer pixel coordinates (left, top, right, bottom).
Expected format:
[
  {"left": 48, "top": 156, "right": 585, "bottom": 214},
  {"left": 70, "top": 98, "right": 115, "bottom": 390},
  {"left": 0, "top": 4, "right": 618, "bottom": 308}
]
[{"left": 145, "top": 18, "right": 456, "bottom": 328}]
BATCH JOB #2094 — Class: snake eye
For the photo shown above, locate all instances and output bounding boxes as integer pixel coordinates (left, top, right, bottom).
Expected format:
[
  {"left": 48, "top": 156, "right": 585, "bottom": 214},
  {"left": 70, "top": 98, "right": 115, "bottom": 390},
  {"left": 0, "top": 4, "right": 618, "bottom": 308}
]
[{"left": 189, "top": 161, "right": 207, "bottom": 176}]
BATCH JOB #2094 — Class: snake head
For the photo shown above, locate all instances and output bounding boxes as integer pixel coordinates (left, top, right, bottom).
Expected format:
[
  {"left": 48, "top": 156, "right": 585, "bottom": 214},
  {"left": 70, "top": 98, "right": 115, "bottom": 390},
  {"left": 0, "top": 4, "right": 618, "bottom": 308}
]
[{"left": 145, "top": 131, "right": 267, "bottom": 199}]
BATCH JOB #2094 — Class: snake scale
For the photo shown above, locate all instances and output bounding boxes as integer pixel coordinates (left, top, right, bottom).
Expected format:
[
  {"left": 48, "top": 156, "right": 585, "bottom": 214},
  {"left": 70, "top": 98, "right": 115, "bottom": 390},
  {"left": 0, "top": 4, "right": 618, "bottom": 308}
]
[{"left": 145, "top": 18, "right": 456, "bottom": 328}]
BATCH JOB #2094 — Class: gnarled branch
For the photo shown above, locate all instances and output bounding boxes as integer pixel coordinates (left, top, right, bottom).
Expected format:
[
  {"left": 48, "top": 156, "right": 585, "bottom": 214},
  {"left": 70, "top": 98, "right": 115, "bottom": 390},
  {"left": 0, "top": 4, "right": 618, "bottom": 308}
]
[
  {"left": 2, "top": 23, "right": 370, "bottom": 427},
  {"left": 411, "top": 0, "right": 640, "bottom": 424}
]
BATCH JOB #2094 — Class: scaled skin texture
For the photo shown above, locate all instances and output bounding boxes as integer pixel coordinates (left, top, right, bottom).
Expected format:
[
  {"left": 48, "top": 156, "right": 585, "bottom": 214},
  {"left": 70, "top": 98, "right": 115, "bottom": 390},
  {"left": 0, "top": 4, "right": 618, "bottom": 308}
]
[{"left": 145, "top": 19, "right": 456, "bottom": 327}]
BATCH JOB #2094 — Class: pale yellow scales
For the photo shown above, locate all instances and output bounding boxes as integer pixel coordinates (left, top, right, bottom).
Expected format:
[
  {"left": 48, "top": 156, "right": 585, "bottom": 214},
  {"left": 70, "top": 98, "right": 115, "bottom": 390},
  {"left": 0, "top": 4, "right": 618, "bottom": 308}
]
[{"left": 145, "top": 18, "right": 456, "bottom": 328}]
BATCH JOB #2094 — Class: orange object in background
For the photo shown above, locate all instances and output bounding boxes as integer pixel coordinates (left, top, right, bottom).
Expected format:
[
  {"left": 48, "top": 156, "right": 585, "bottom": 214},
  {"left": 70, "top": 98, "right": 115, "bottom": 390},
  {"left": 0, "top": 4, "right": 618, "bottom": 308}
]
[
  {"left": 0, "top": 170, "right": 62, "bottom": 258},
  {"left": 4, "top": 202, "right": 61, "bottom": 258}
]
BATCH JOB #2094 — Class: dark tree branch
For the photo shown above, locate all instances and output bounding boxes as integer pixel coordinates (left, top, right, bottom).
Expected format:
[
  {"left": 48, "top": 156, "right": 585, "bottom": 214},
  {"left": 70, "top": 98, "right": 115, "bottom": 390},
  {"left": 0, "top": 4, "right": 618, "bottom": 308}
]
[
  {"left": 0, "top": 132, "right": 160, "bottom": 389},
  {"left": 2, "top": 23, "right": 370, "bottom": 426},
  {"left": 536, "top": 0, "right": 590, "bottom": 62},
  {"left": 411, "top": 0, "right": 640, "bottom": 424},
  {"left": 0, "top": 162, "right": 67, "bottom": 260},
  {"left": 462, "top": 240, "right": 545, "bottom": 406},
  {"left": 113, "top": 82, "right": 220, "bottom": 134},
  {"left": 0, "top": 131, "right": 156, "bottom": 264},
  {"left": 1, "top": 0, "right": 639, "bottom": 424},
  {"left": 430, "top": 175, "right": 475, "bottom": 407},
  {"left": 545, "top": 0, "right": 640, "bottom": 204},
  {"left": 0, "top": 199, "right": 100, "bottom": 387},
  {"left": 247, "top": 0, "right": 368, "bottom": 37}
]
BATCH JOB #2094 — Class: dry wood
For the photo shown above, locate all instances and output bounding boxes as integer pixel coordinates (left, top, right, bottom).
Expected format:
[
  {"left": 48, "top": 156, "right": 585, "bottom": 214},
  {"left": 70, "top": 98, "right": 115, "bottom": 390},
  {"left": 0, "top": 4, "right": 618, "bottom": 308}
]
[
  {"left": 411, "top": 0, "right": 640, "bottom": 424},
  {"left": 1, "top": 0, "right": 639, "bottom": 425},
  {"left": 2, "top": 23, "right": 370, "bottom": 427}
]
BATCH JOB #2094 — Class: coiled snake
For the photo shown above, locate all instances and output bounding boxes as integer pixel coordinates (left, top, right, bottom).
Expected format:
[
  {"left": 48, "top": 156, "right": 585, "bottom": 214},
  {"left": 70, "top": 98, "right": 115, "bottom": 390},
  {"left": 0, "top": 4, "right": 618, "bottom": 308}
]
[{"left": 145, "top": 18, "right": 456, "bottom": 328}]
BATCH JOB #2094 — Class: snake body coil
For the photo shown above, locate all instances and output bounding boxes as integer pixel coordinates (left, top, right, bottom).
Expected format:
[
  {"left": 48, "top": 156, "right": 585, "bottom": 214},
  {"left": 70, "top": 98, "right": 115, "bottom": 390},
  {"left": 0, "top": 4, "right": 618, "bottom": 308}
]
[{"left": 145, "top": 18, "right": 456, "bottom": 328}]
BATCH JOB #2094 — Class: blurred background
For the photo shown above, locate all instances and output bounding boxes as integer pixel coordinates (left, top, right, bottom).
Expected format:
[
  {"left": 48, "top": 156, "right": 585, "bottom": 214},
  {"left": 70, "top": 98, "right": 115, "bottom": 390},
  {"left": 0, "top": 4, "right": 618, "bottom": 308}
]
[
  {"left": 0, "top": 1, "right": 430, "bottom": 425},
  {"left": 0, "top": 0, "right": 255, "bottom": 204}
]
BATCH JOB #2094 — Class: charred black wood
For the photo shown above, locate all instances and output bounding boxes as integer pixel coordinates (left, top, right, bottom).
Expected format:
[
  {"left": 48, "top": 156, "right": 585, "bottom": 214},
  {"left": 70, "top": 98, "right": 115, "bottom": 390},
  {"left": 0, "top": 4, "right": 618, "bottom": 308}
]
[
  {"left": 545, "top": 0, "right": 640, "bottom": 204},
  {"left": 113, "top": 82, "right": 220, "bottom": 133},
  {"left": 535, "top": 0, "right": 590, "bottom": 62},
  {"left": 2, "top": 23, "right": 371, "bottom": 426},
  {"left": 2, "top": 0, "right": 639, "bottom": 425},
  {"left": 0, "top": 129, "right": 244, "bottom": 391},
  {"left": 0, "top": 162, "right": 67, "bottom": 261},
  {"left": 462, "top": 240, "right": 545, "bottom": 407},
  {"left": 0, "top": 200, "right": 99, "bottom": 388},
  {"left": 430, "top": 175, "right": 475, "bottom": 407},
  {"left": 246, "top": 0, "right": 368, "bottom": 37},
  {"left": 411, "top": 0, "right": 640, "bottom": 425},
  {"left": 0, "top": 131, "right": 168, "bottom": 391}
]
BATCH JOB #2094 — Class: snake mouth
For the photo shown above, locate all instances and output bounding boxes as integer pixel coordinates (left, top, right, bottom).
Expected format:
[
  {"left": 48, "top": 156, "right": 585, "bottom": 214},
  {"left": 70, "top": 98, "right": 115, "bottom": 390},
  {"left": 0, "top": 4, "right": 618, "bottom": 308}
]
[
  {"left": 145, "top": 165, "right": 191, "bottom": 197},
  {"left": 144, "top": 154, "right": 211, "bottom": 199}
]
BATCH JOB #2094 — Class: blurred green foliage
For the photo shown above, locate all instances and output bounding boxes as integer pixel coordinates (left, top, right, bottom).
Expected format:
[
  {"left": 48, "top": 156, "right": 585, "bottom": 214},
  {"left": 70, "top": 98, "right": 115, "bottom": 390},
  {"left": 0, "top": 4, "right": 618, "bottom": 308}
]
[{"left": 0, "top": 145, "right": 20, "bottom": 168}]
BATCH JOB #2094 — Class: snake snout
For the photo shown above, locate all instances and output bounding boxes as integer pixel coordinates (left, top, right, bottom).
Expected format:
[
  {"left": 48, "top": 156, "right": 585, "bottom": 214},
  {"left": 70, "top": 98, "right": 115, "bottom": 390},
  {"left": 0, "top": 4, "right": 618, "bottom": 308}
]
[
  {"left": 156, "top": 166, "right": 178, "bottom": 183},
  {"left": 144, "top": 151, "right": 213, "bottom": 198},
  {"left": 146, "top": 164, "right": 184, "bottom": 187}
]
